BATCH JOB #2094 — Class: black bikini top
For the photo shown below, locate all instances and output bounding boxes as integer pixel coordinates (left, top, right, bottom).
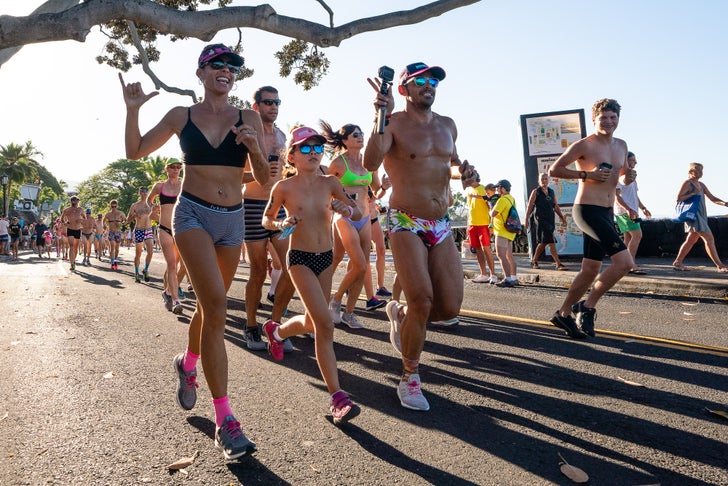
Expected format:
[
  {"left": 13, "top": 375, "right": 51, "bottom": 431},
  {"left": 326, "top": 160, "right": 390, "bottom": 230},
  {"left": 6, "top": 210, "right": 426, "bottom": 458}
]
[{"left": 179, "top": 108, "right": 248, "bottom": 167}]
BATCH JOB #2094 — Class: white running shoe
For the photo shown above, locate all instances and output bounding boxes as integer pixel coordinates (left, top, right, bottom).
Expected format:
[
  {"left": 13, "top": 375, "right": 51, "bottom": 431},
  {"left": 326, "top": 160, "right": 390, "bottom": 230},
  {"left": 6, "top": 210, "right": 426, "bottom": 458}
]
[
  {"left": 328, "top": 297, "right": 342, "bottom": 324},
  {"left": 385, "top": 301, "right": 404, "bottom": 354},
  {"left": 397, "top": 373, "right": 430, "bottom": 411},
  {"left": 472, "top": 274, "right": 489, "bottom": 283}
]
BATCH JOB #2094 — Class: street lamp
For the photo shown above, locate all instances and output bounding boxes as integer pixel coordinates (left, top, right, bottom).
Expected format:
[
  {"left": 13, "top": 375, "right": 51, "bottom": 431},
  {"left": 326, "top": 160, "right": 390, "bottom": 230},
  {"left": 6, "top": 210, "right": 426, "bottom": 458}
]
[{"left": 1, "top": 172, "right": 8, "bottom": 218}]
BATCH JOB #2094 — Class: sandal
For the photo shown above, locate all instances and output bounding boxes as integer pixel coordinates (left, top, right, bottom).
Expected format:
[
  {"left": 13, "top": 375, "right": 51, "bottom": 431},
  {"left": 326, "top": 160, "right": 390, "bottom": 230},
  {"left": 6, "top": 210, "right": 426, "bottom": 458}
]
[
  {"left": 556, "top": 264, "right": 568, "bottom": 271},
  {"left": 530, "top": 261, "right": 540, "bottom": 269}
]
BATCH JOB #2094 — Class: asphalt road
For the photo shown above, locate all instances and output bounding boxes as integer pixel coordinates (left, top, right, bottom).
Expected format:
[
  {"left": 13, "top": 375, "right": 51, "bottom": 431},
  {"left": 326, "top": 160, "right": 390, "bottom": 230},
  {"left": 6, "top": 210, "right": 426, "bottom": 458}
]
[{"left": 1, "top": 248, "right": 726, "bottom": 485}]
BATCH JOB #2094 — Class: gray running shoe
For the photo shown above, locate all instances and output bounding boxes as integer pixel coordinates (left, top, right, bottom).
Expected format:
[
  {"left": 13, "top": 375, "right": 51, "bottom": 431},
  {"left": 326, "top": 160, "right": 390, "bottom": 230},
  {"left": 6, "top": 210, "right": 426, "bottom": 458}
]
[
  {"left": 282, "top": 338, "right": 293, "bottom": 353},
  {"left": 341, "top": 312, "right": 364, "bottom": 329},
  {"left": 215, "top": 415, "right": 257, "bottom": 460},
  {"left": 171, "top": 300, "right": 183, "bottom": 315},
  {"left": 173, "top": 353, "right": 197, "bottom": 410},
  {"left": 385, "top": 301, "right": 403, "bottom": 354},
  {"left": 162, "top": 291, "right": 173, "bottom": 312},
  {"left": 244, "top": 326, "right": 267, "bottom": 351},
  {"left": 397, "top": 373, "right": 430, "bottom": 411}
]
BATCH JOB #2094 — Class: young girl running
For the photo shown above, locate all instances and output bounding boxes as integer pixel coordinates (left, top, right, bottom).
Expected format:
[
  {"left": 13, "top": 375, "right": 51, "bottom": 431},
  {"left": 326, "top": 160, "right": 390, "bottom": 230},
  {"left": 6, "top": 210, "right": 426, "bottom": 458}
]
[{"left": 261, "top": 126, "right": 363, "bottom": 425}]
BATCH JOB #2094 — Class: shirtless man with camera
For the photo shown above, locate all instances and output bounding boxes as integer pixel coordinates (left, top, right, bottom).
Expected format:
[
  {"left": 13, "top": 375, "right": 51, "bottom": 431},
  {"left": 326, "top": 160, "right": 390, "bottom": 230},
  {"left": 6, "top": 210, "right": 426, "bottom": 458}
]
[{"left": 365, "top": 62, "right": 477, "bottom": 412}]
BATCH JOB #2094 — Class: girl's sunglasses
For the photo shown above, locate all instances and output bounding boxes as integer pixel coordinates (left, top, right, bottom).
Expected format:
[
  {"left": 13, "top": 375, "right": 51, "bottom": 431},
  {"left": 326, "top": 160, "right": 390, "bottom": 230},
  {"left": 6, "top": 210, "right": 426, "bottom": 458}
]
[
  {"left": 298, "top": 144, "right": 324, "bottom": 154},
  {"left": 206, "top": 60, "right": 242, "bottom": 74},
  {"left": 407, "top": 76, "right": 439, "bottom": 88}
]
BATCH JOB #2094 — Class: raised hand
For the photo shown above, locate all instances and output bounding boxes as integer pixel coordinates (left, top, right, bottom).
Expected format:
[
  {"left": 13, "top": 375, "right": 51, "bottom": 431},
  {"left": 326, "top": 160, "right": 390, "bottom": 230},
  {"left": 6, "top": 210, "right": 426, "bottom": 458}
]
[
  {"left": 367, "top": 77, "right": 395, "bottom": 116},
  {"left": 118, "top": 73, "right": 158, "bottom": 109}
]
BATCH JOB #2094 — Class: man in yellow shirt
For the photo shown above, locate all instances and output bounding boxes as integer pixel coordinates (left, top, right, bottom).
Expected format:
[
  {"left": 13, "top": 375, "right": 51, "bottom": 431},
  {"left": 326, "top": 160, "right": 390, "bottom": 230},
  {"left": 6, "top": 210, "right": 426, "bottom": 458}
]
[
  {"left": 465, "top": 176, "right": 496, "bottom": 284},
  {"left": 490, "top": 180, "right": 519, "bottom": 287}
]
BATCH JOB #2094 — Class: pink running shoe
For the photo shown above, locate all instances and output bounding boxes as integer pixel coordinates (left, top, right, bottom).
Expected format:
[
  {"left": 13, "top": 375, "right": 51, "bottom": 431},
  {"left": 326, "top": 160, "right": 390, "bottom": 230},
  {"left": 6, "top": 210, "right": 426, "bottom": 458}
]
[
  {"left": 263, "top": 320, "right": 284, "bottom": 361},
  {"left": 330, "top": 391, "right": 361, "bottom": 425}
]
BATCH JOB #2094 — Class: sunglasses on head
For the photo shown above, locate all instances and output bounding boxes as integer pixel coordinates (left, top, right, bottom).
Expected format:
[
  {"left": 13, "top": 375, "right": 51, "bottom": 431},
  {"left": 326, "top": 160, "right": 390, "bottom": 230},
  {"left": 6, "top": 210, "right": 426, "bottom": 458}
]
[
  {"left": 260, "top": 99, "right": 282, "bottom": 106},
  {"left": 407, "top": 76, "right": 439, "bottom": 88},
  {"left": 297, "top": 144, "right": 325, "bottom": 154},
  {"left": 206, "top": 60, "right": 242, "bottom": 74}
]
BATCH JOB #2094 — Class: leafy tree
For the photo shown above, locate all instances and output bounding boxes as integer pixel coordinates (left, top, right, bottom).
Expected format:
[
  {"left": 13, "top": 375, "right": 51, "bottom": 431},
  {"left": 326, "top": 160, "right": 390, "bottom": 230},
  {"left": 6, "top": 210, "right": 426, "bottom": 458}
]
[
  {"left": 447, "top": 190, "right": 468, "bottom": 226},
  {"left": 0, "top": 141, "right": 64, "bottom": 216},
  {"left": 0, "top": 0, "right": 480, "bottom": 98},
  {"left": 76, "top": 158, "right": 150, "bottom": 212}
]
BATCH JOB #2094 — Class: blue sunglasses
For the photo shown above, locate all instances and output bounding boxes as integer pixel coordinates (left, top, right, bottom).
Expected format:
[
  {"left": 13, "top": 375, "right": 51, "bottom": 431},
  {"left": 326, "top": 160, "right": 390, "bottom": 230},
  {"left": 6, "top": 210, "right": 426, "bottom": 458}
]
[
  {"left": 407, "top": 76, "right": 439, "bottom": 88},
  {"left": 298, "top": 144, "right": 325, "bottom": 154}
]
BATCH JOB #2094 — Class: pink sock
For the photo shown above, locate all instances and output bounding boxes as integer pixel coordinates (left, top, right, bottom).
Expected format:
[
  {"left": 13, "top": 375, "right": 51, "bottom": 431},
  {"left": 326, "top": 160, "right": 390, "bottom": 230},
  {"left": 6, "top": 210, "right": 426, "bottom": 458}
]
[
  {"left": 213, "top": 396, "right": 234, "bottom": 426},
  {"left": 183, "top": 349, "right": 199, "bottom": 373}
]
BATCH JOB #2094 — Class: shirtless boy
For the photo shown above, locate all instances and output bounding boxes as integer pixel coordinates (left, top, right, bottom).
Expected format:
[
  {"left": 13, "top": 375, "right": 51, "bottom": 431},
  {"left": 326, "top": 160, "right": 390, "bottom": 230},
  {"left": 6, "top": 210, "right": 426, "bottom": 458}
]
[
  {"left": 80, "top": 209, "right": 95, "bottom": 266},
  {"left": 104, "top": 200, "right": 126, "bottom": 270},
  {"left": 548, "top": 98, "right": 636, "bottom": 338},
  {"left": 61, "top": 196, "right": 86, "bottom": 271},
  {"left": 364, "top": 62, "right": 477, "bottom": 411},
  {"left": 127, "top": 187, "right": 155, "bottom": 282}
]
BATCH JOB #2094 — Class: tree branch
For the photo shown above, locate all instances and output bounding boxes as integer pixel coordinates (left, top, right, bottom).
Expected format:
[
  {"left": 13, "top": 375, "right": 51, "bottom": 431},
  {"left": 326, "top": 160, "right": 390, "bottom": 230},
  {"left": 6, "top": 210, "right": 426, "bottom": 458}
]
[
  {"left": 126, "top": 20, "right": 198, "bottom": 102},
  {"left": 0, "top": 0, "right": 481, "bottom": 51}
]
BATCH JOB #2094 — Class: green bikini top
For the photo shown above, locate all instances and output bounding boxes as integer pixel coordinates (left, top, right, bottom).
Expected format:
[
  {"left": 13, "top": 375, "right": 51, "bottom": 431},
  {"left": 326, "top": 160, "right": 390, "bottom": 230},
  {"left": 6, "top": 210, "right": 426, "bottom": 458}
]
[{"left": 339, "top": 155, "right": 372, "bottom": 187}]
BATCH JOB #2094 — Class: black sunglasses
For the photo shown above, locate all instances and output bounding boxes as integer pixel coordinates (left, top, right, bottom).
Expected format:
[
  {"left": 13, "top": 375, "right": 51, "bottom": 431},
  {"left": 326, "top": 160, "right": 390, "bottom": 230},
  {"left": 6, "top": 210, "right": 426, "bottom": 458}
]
[
  {"left": 206, "top": 60, "right": 242, "bottom": 74},
  {"left": 260, "top": 99, "right": 282, "bottom": 106}
]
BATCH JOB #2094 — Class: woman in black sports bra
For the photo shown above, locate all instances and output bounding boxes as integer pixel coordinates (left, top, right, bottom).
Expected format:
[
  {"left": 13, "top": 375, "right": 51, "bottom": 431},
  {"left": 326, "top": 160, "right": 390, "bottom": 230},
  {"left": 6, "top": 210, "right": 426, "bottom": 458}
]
[
  {"left": 120, "top": 44, "right": 269, "bottom": 459},
  {"left": 147, "top": 158, "right": 186, "bottom": 313}
]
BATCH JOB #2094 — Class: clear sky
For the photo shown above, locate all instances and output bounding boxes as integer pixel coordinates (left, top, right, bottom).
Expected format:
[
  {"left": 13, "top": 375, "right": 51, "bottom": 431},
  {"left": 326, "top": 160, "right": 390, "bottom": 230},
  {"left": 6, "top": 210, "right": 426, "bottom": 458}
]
[{"left": 1, "top": 0, "right": 727, "bottom": 217}]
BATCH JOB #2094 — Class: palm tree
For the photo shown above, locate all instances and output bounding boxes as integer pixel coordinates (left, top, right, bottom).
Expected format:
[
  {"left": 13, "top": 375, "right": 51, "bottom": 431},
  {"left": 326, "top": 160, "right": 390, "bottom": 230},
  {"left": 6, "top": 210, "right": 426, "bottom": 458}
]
[
  {"left": 0, "top": 141, "right": 42, "bottom": 216},
  {"left": 140, "top": 155, "right": 169, "bottom": 187}
]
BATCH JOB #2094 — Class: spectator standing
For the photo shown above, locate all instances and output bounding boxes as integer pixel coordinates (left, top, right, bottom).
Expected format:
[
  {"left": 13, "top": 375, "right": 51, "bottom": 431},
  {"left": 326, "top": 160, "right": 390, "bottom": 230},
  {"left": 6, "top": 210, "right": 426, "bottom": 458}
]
[
  {"left": 524, "top": 172, "right": 568, "bottom": 270},
  {"left": 490, "top": 180, "right": 520, "bottom": 287},
  {"left": 466, "top": 176, "right": 496, "bottom": 284}
]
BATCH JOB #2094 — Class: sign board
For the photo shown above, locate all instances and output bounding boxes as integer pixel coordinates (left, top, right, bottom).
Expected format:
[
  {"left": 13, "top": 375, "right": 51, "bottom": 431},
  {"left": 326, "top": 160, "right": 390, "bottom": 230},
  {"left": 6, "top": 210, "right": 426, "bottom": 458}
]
[{"left": 520, "top": 109, "right": 587, "bottom": 257}]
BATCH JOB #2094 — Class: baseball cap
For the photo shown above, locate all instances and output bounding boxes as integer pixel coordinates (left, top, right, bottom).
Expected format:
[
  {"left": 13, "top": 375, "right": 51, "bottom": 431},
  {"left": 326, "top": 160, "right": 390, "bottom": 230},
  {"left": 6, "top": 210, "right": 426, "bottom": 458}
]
[
  {"left": 165, "top": 158, "right": 181, "bottom": 167},
  {"left": 496, "top": 179, "right": 512, "bottom": 191},
  {"left": 70, "top": 196, "right": 79, "bottom": 201},
  {"left": 399, "top": 62, "right": 446, "bottom": 86},
  {"left": 288, "top": 126, "right": 326, "bottom": 147},
  {"left": 198, "top": 43, "right": 244, "bottom": 68}
]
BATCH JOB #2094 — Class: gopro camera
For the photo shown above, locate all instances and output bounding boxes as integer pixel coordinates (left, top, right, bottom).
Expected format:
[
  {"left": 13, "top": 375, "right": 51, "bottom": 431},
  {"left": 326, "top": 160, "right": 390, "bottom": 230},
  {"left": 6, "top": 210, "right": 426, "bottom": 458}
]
[
  {"left": 268, "top": 155, "right": 279, "bottom": 162},
  {"left": 599, "top": 162, "right": 612, "bottom": 170},
  {"left": 376, "top": 66, "right": 395, "bottom": 134}
]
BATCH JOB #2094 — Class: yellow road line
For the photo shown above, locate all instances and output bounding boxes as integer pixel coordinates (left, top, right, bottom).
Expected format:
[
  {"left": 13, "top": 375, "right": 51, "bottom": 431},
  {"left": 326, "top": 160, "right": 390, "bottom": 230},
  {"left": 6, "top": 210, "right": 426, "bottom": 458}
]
[{"left": 461, "top": 309, "right": 728, "bottom": 356}]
